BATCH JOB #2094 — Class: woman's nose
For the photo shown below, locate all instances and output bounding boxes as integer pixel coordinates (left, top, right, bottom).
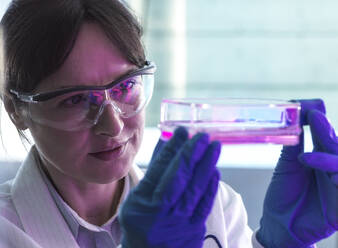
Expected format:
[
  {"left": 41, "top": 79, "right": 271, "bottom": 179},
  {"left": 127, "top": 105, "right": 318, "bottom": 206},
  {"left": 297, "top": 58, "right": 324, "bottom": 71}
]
[{"left": 93, "top": 102, "right": 124, "bottom": 137}]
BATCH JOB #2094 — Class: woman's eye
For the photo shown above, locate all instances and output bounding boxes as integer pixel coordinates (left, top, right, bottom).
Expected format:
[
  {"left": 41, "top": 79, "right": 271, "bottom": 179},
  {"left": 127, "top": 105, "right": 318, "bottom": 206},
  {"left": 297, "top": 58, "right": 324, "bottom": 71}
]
[
  {"left": 110, "top": 80, "right": 136, "bottom": 98},
  {"left": 120, "top": 80, "right": 135, "bottom": 90},
  {"left": 60, "top": 94, "right": 87, "bottom": 107}
]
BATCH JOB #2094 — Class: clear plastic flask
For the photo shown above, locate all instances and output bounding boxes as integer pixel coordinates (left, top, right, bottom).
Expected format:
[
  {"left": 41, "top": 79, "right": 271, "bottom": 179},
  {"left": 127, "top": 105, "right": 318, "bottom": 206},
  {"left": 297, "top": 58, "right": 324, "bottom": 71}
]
[{"left": 158, "top": 98, "right": 301, "bottom": 145}]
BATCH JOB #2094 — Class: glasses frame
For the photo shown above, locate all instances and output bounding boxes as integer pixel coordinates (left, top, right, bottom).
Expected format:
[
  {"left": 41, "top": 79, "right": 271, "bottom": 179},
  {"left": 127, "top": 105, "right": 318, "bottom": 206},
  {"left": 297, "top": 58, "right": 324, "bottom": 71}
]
[{"left": 10, "top": 61, "right": 156, "bottom": 103}]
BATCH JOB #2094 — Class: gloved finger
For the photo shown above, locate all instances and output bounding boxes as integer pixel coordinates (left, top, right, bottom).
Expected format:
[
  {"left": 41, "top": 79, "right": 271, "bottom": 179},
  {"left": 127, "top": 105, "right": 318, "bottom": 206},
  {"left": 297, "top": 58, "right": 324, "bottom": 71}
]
[
  {"left": 307, "top": 110, "right": 338, "bottom": 154},
  {"left": 138, "top": 127, "right": 188, "bottom": 194},
  {"left": 149, "top": 138, "right": 167, "bottom": 163},
  {"left": 173, "top": 141, "right": 221, "bottom": 215},
  {"left": 191, "top": 170, "right": 220, "bottom": 224},
  {"left": 154, "top": 132, "right": 210, "bottom": 206},
  {"left": 298, "top": 152, "right": 338, "bottom": 173},
  {"left": 291, "top": 99, "right": 326, "bottom": 125}
]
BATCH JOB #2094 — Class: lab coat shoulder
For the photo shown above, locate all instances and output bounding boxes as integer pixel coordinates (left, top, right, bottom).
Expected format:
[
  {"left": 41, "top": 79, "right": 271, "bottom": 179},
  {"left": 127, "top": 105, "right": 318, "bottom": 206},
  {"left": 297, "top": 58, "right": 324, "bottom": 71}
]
[
  {"left": 0, "top": 179, "right": 43, "bottom": 248},
  {"left": 0, "top": 179, "right": 23, "bottom": 230},
  {"left": 203, "top": 180, "right": 253, "bottom": 248},
  {"left": 0, "top": 215, "right": 42, "bottom": 248},
  {"left": 207, "top": 181, "right": 264, "bottom": 248},
  {"left": 0, "top": 147, "right": 79, "bottom": 248}
]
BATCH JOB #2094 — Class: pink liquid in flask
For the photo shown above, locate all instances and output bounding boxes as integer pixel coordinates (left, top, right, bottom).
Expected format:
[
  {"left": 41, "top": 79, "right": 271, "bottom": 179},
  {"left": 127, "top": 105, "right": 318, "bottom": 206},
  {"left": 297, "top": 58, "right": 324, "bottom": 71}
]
[
  {"left": 160, "top": 118, "right": 300, "bottom": 146},
  {"left": 161, "top": 129, "right": 299, "bottom": 145},
  {"left": 159, "top": 98, "right": 301, "bottom": 146}
]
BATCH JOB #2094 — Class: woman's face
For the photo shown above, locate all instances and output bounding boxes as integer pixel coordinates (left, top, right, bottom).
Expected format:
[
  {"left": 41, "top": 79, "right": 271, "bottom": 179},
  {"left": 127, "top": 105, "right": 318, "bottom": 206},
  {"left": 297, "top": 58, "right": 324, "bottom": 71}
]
[{"left": 25, "top": 22, "right": 145, "bottom": 184}]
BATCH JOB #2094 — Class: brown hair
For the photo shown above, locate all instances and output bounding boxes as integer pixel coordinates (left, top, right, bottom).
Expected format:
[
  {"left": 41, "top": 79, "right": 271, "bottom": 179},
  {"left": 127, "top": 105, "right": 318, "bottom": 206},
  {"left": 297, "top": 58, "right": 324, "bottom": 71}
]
[{"left": 0, "top": 0, "right": 146, "bottom": 147}]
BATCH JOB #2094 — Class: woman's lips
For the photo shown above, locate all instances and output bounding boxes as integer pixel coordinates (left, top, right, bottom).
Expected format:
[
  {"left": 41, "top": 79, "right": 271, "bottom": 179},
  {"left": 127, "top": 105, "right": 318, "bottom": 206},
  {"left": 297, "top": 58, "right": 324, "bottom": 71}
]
[{"left": 90, "top": 142, "right": 128, "bottom": 161}]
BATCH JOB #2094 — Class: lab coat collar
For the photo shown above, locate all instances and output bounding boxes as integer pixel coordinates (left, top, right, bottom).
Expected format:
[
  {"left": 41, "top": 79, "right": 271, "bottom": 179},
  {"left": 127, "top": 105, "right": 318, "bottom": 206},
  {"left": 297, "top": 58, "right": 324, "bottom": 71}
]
[
  {"left": 11, "top": 146, "right": 79, "bottom": 248},
  {"left": 10, "top": 146, "right": 144, "bottom": 248}
]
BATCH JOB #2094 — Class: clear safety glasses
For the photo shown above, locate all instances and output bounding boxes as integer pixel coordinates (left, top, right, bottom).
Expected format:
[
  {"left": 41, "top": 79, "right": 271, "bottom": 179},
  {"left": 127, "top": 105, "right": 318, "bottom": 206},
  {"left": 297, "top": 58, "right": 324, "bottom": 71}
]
[{"left": 10, "top": 61, "right": 156, "bottom": 131}]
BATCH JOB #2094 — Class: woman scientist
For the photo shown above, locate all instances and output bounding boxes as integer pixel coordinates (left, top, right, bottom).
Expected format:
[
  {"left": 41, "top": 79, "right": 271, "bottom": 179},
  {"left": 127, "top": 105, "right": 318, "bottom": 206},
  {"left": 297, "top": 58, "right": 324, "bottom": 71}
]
[{"left": 0, "top": 0, "right": 336, "bottom": 247}]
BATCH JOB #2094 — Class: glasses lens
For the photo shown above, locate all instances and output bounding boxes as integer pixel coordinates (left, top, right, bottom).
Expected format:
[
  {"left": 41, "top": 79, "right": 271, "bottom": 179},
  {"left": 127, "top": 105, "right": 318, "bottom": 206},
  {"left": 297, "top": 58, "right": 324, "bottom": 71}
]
[
  {"left": 28, "top": 90, "right": 95, "bottom": 130},
  {"left": 107, "top": 74, "right": 153, "bottom": 118},
  {"left": 27, "top": 70, "right": 154, "bottom": 131}
]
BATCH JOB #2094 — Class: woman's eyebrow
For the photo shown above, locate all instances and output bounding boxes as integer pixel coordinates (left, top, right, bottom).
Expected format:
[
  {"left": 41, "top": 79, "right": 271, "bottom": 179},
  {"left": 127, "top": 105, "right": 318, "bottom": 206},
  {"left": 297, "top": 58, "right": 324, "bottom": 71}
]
[{"left": 56, "top": 67, "right": 139, "bottom": 90}]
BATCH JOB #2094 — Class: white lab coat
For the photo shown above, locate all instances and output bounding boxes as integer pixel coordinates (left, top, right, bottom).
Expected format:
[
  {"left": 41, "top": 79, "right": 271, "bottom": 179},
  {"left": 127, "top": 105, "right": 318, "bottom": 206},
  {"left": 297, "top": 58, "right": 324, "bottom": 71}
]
[{"left": 0, "top": 147, "right": 264, "bottom": 248}]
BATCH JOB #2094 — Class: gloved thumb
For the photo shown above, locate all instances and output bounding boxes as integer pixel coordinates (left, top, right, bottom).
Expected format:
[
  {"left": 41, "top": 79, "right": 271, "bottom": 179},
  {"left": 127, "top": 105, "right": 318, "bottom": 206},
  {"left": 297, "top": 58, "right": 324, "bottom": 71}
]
[
  {"left": 298, "top": 110, "right": 338, "bottom": 185},
  {"left": 137, "top": 127, "right": 189, "bottom": 194},
  {"left": 307, "top": 110, "right": 338, "bottom": 154},
  {"left": 291, "top": 99, "right": 326, "bottom": 125},
  {"left": 276, "top": 99, "right": 327, "bottom": 172}
]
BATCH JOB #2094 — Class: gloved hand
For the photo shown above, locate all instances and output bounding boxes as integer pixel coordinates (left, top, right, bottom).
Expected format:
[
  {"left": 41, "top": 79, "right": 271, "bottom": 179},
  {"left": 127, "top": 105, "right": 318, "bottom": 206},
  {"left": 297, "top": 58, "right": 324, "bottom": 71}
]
[
  {"left": 118, "top": 127, "right": 221, "bottom": 248},
  {"left": 256, "top": 99, "right": 338, "bottom": 248}
]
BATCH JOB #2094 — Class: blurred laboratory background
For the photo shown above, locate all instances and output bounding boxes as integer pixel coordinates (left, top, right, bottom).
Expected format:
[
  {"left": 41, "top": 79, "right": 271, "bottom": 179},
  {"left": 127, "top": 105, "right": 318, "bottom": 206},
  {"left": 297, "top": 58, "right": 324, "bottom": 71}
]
[{"left": 0, "top": 1, "right": 337, "bottom": 247}]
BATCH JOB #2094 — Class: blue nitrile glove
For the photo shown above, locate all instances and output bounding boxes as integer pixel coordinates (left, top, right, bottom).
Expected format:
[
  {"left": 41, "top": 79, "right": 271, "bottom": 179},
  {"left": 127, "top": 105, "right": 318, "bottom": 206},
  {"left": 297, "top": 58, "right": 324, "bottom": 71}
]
[
  {"left": 256, "top": 99, "right": 338, "bottom": 248},
  {"left": 300, "top": 110, "right": 338, "bottom": 186},
  {"left": 119, "top": 127, "right": 221, "bottom": 248}
]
